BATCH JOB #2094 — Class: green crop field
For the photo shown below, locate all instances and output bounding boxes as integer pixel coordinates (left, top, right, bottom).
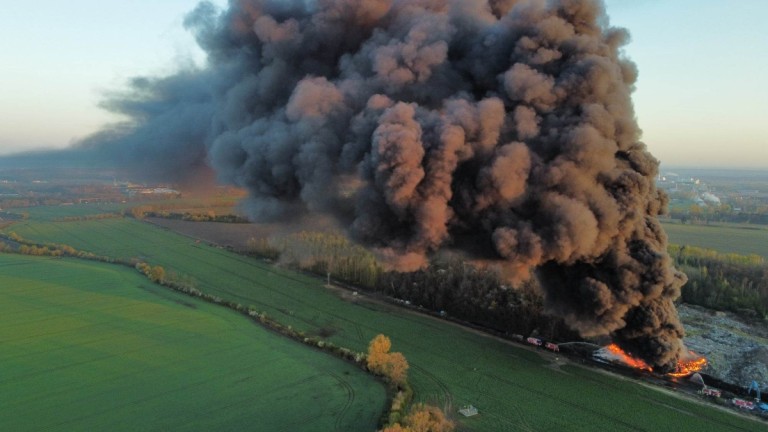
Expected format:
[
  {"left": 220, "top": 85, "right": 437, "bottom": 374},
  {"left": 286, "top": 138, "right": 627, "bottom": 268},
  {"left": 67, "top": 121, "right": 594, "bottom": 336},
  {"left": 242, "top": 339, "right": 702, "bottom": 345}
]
[
  {"left": 4, "top": 214, "right": 766, "bottom": 431},
  {"left": 5, "top": 202, "right": 128, "bottom": 221},
  {"left": 0, "top": 253, "right": 385, "bottom": 432},
  {"left": 662, "top": 221, "right": 768, "bottom": 259}
]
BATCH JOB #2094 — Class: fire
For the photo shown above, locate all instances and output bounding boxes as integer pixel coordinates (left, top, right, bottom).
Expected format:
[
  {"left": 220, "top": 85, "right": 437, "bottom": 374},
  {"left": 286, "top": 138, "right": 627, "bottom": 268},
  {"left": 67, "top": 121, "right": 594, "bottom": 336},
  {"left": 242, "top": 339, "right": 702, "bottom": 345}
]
[
  {"left": 602, "top": 344, "right": 707, "bottom": 377},
  {"left": 667, "top": 352, "right": 708, "bottom": 378},
  {"left": 605, "top": 344, "right": 652, "bottom": 371}
]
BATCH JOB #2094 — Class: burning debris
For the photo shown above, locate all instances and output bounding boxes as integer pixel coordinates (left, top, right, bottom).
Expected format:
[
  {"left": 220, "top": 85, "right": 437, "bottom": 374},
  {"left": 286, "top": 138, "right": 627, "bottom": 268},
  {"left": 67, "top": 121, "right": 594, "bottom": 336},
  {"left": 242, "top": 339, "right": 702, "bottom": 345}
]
[
  {"left": 54, "top": 1, "right": 689, "bottom": 370},
  {"left": 596, "top": 344, "right": 652, "bottom": 372},
  {"left": 668, "top": 353, "right": 708, "bottom": 378},
  {"left": 595, "top": 344, "right": 707, "bottom": 377}
]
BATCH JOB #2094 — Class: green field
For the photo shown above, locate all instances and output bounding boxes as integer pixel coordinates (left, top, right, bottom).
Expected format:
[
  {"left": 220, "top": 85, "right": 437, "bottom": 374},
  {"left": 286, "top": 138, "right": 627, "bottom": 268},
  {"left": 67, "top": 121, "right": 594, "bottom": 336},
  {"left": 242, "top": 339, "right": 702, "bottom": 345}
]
[
  {"left": 3, "top": 197, "right": 243, "bottom": 222},
  {"left": 6, "top": 202, "right": 128, "bottom": 221},
  {"left": 662, "top": 221, "right": 768, "bottom": 258},
  {"left": 4, "top": 214, "right": 766, "bottom": 431},
  {"left": 0, "top": 253, "right": 385, "bottom": 431}
]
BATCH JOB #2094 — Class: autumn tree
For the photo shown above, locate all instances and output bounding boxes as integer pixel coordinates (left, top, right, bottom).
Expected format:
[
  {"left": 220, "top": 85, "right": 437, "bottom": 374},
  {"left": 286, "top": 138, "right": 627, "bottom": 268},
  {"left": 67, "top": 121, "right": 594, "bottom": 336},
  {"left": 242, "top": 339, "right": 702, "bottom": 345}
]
[
  {"left": 386, "top": 352, "right": 409, "bottom": 387},
  {"left": 367, "top": 334, "right": 409, "bottom": 387},
  {"left": 367, "top": 334, "right": 392, "bottom": 370},
  {"left": 403, "top": 404, "right": 454, "bottom": 432},
  {"left": 379, "top": 404, "right": 454, "bottom": 432},
  {"left": 149, "top": 266, "right": 166, "bottom": 283}
]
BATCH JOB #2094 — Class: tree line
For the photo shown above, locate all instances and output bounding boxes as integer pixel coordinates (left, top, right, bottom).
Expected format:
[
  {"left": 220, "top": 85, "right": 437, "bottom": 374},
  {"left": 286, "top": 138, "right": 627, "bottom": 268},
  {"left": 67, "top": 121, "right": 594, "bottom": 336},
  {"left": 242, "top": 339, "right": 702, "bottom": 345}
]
[
  {"left": 669, "top": 207, "right": 768, "bottom": 226},
  {"left": 249, "top": 229, "right": 768, "bottom": 341},
  {"left": 128, "top": 207, "right": 249, "bottom": 223},
  {"left": 670, "top": 244, "right": 768, "bottom": 318},
  {"left": 248, "top": 231, "right": 581, "bottom": 342},
  {"left": 378, "top": 259, "right": 580, "bottom": 341},
  {"left": 55, "top": 213, "right": 122, "bottom": 222},
  {"left": 248, "top": 231, "right": 384, "bottom": 289}
]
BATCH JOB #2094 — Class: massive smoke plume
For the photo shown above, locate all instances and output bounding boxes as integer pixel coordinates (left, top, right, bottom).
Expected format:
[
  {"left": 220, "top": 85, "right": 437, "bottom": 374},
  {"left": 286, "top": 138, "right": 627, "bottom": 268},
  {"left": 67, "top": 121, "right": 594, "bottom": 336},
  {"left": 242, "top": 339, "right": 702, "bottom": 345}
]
[{"left": 62, "top": 0, "right": 688, "bottom": 369}]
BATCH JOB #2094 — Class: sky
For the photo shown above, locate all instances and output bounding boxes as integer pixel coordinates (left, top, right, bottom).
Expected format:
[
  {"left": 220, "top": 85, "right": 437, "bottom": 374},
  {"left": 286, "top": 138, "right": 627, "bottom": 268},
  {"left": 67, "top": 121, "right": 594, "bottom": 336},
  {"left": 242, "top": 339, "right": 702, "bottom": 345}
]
[{"left": 0, "top": 0, "right": 765, "bottom": 169}]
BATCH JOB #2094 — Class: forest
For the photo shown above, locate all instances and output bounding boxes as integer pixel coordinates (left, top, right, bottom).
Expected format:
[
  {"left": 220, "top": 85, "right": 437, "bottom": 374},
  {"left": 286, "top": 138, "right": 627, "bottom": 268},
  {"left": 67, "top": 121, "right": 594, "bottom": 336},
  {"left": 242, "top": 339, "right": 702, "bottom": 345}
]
[{"left": 248, "top": 230, "right": 768, "bottom": 344}]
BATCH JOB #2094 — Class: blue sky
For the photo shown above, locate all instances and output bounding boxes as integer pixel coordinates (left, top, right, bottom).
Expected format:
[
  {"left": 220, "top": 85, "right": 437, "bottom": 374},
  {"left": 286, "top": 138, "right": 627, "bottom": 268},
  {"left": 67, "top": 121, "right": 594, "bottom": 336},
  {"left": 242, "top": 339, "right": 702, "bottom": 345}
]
[
  {"left": 605, "top": 0, "right": 767, "bottom": 169},
  {"left": 0, "top": 0, "right": 223, "bottom": 155},
  {"left": 1, "top": 0, "right": 766, "bottom": 168}
]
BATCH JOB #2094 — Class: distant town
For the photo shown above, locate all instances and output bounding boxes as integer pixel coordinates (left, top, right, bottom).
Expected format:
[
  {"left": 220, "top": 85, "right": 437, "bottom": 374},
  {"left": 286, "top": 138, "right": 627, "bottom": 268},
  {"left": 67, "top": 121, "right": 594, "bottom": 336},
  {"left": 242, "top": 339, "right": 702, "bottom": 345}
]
[
  {"left": 657, "top": 169, "right": 768, "bottom": 225},
  {"left": 0, "top": 168, "right": 182, "bottom": 212}
]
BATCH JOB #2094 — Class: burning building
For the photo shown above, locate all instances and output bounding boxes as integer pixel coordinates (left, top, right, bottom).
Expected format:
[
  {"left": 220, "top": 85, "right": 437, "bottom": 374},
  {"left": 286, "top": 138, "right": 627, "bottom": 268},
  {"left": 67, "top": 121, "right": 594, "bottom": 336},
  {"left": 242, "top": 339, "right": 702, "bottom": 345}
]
[{"left": 67, "top": 0, "right": 688, "bottom": 370}]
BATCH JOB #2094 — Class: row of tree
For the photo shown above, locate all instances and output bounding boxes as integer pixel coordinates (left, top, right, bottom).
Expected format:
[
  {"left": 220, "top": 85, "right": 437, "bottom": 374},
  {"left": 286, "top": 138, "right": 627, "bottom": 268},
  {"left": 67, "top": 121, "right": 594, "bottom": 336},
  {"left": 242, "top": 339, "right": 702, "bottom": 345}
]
[
  {"left": 248, "top": 231, "right": 580, "bottom": 342},
  {"left": 248, "top": 231, "right": 385, "bottom": 289},
  {"left": 380, "top": 404, "right": 454, "bottom": 432},
  {"left": 378, "top": 261, "right": 580, "bottom": 341},
  {"left": 1, "top": 232, "right": 112, "bottom": 262},
  {"left": 670, "top": 244, "right": 768, "bottom": 318},
  {"left": 670, "top": 208, "right": 768, "bottom": 225},
  {"left": 55, "top": 213, "right": 121, "bottom": 222},
  {"left": 250, "top": 228, "right": 768, "bottom": 329},
  {"left": 130, "top": 209, "right": 249, "bottom": 223}
]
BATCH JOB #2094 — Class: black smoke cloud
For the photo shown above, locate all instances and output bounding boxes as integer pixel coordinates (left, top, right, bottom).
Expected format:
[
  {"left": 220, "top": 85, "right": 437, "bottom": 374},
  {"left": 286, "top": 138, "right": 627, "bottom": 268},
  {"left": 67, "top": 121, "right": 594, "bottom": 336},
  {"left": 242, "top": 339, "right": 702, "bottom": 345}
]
[{"left": 65, "top": 0, "right": 687, "bottom": 370}]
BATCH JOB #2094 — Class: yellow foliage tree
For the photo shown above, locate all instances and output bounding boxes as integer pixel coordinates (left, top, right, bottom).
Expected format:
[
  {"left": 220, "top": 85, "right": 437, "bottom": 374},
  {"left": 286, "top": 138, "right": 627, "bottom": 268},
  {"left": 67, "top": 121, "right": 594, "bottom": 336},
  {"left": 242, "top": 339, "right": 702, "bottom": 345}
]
[
  {"left": 378, "top": 404, "right": 454, "bottom": 432},
  {"left": 404, "top": 404, "right": 454, "bottom": 432},
  {"left": 369, "top": 333, "right": 392, "bottom": 354},
  {"left": 368, "top": 334, "right": 392, "bottom": 370},
  {"left": 367, "top": 334, "right": 408, "bottom": 387},
  {"left": 386, "top": 352, "right": 409, "bottom": 387},
  {"left": 150, "top": 266, "right": 166, "bottom": 283}
]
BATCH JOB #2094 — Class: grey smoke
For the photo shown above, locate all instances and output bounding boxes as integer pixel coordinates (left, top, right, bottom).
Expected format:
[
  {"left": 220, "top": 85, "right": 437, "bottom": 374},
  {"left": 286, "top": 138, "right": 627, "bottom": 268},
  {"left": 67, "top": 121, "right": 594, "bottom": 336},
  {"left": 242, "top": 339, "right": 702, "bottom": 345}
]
[{"left": 63, "top": 0, "right": 688, "bottom": 370}]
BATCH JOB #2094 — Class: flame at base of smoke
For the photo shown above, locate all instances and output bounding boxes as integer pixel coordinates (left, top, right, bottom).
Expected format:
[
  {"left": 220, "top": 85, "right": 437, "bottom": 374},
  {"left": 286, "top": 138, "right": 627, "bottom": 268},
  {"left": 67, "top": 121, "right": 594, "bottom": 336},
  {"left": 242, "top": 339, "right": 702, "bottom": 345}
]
[{"left": 597, "top": 344, "right": 707, "bottom": 377}]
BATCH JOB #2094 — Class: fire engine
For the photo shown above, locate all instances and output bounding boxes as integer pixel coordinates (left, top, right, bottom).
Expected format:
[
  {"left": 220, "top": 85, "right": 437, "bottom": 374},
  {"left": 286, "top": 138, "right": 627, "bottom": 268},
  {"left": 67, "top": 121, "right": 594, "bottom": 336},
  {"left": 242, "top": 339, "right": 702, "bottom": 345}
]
[
  {"left": 700, "top": 387, "right": 721, "bottom": 398},
  {"left": 526, "top": 337, "right": 542, "bottom": 346},
  {"left": 732, "top": 398, "right": 755, "bottom": 410}
]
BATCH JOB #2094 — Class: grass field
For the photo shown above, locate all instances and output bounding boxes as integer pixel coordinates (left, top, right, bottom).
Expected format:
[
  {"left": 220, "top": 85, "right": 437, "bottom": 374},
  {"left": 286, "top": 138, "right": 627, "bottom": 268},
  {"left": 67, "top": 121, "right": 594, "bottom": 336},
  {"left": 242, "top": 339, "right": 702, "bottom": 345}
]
[
  {"left": 0, "top": 253, "right": 385, "bottom": 432},
  {"left": 4, "top": 214, "right": 766, "bottom": 431},
  {"left": 3, "top": 197, "right": 243, "bottom": 222},
  {"left": 662, "top": 221, "right": 768, "bottom": 258},
  {"left": 7, "top": 202, "right": 128, "bottom": 221}
]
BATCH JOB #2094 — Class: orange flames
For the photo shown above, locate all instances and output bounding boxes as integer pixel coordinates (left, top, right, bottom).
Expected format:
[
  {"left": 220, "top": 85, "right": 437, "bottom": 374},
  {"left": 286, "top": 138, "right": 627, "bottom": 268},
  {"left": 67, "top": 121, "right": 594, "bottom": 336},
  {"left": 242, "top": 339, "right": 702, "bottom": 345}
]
[
  {"left": 605, "top": 344, "right": 652, "bottom": 371},
  {"left": 604, "top": 344, "right": 707, "bottom": 377},
  {"left": 667, "top": 353, "right": 708, "bottom": 378}
]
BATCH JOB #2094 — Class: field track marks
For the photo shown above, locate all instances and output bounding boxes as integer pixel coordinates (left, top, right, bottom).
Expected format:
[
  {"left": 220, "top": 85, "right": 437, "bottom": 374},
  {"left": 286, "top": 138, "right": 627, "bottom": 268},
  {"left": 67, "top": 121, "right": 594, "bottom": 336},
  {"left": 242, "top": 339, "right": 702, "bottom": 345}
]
[
  {"left": 38, "top": 361, "right": 261, "bottom": 432},
  {"left": 347, "top": 321, "right": 365, "bottom": 341},
  {"left": 485, "top": 372, "right": 648, "bottom": 432},
  {"left": 329, "top": 372, "right": 356, "bottom": 432},
  {"left": 411, "top": 364, "right": 453, "bottom": 413}
]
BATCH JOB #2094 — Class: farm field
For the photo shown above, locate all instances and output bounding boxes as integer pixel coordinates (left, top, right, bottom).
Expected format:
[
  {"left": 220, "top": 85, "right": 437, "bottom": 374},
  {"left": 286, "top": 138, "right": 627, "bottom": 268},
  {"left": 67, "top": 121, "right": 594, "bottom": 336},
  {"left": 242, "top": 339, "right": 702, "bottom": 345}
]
[
  {"left": 0, "top": 253, "right": 385, "bottom": 432},
  {"left": 4, "top": 213, "right": 766, "bottom": 431},
  {"left": 2, "top": 196, "right": 245, "bottom": 222},
  {"left": 9, "top": 202, "right": 128, "bottom": 221},
  {"left": 662, "top": 221, "right": 768, "bottom": 258}
]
